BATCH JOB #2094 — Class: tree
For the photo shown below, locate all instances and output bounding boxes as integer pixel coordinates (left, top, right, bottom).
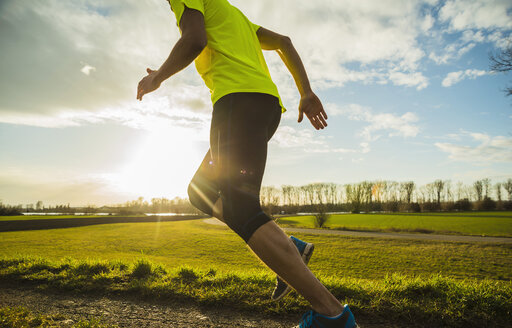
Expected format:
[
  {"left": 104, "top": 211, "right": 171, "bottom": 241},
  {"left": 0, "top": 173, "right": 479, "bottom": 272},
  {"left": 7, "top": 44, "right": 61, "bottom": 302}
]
[
  {"left": 503, "top": 179, "right": 512, "bottom": 201},
  {"left": 495, "top": 183, "right": 503, "bottom": 202},
  {"left": 455, "top": 181, "right": 464, "bottom": 201},
  {"left": 433, "top": 180, "right": 445, "bottom": 204},
  {"left": 474, "top": 180, "right": 483, "bottom": 201},
  {"left": 489, "top": 46, "right": 512, "bottom": 96},
  {"left": 36, "top": 201, "right": 43, "bottom": 211},
  {"left": 399, "top": 181, "right": 415, "bottom": 203},
  {"left": 482, "top": 178, "right": 491, "bottom": 198}
]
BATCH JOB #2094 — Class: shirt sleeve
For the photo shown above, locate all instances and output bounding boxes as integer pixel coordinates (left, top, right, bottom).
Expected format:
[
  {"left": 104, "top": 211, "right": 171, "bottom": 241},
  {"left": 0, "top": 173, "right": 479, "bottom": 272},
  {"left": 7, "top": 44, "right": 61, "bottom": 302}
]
[
  {"left": 168, "top": 0, "right": 205, "bottom": 27},
  {"left": 249, "top": 20, "right": 260, "bottom": 34}
]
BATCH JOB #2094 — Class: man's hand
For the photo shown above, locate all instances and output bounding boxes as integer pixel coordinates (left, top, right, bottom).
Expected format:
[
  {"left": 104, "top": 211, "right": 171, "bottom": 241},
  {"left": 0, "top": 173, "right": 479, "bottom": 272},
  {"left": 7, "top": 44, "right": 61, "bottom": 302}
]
[
  {"left": 298, "top": 92, "right": 328, "bottom": 130},
  {"left": 137, "top": 68, "right": 161, "bottom": 101}
]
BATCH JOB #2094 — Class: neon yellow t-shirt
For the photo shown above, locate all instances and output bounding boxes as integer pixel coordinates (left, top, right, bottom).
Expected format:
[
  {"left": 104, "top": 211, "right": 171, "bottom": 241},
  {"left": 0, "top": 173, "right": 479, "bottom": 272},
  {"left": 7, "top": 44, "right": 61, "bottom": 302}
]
[{"left": 168, "top": 0, "right": 285, "bottom": 112}]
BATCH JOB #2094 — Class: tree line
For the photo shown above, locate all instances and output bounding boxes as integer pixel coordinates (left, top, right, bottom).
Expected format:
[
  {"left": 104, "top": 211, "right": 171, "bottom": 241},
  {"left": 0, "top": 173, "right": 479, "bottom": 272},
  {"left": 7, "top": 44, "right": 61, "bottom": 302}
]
[
  {"left": 2, "top": 178, "right": 511, "bottom": 216},
  {"left": 260, "top": 178, "right": 512, "bottom": 214}
]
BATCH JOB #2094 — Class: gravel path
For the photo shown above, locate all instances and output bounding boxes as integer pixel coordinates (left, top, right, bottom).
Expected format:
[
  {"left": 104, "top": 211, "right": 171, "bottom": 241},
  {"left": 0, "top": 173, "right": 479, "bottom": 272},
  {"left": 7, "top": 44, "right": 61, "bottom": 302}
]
[
  {"left": 0, "top": 284, "right": 395, "bottom": 328},
  {"left": 203, "top": 218, "right": 512, "bottom": 243}
]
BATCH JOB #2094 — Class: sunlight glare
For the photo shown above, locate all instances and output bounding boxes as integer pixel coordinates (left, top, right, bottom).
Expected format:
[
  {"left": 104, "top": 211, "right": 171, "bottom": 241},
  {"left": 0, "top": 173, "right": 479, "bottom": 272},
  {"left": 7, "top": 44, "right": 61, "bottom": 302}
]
[{"left": 111, "top": 125, "right": 205, "bottom": 200}]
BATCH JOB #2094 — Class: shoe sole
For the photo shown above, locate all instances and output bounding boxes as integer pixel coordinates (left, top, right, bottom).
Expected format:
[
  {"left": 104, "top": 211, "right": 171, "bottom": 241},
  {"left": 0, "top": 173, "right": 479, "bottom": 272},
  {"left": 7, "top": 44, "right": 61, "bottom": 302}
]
[{"left": 273, "top": 242, "right": 315, "bottom": 301}]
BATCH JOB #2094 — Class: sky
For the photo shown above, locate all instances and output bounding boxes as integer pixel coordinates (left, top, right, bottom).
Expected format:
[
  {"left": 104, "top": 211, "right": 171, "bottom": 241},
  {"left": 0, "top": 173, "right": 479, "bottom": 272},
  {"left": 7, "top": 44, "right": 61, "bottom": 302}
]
[{"left": 0, "top": 0, "right": 511, "bottom": 207}]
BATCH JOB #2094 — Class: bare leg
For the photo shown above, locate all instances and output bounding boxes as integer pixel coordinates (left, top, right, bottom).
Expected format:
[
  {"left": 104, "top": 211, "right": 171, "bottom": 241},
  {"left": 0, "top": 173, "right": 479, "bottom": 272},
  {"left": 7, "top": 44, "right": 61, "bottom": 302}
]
[{"left": 247, "top": 220, "right": 343, "bottom": 317}]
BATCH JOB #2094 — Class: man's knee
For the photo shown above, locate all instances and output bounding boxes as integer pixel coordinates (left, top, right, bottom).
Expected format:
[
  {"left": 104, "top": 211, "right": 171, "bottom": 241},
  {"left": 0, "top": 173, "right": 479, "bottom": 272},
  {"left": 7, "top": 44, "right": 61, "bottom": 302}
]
[{"left": 187, "top": 181, "right": 214, "bottom": 215}]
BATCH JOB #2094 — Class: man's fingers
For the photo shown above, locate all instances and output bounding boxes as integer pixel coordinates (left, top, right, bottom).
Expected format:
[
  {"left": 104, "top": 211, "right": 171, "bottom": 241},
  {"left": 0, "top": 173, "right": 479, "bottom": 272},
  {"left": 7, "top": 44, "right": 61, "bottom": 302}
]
[
  {"left": 309, "top": 116, "right": 320, "bottom": 130},
  {"left": 321, "top": 109, "right": 328, "bottom": 120},
  {"left": 298, "top": 110, "right": 304, "bottom": 123},
  {"left": 318, "top": 114, "right": 327, "bottom": 128},
  {"left": 315, "top": 114, "right": 327, "bottom": 129}
]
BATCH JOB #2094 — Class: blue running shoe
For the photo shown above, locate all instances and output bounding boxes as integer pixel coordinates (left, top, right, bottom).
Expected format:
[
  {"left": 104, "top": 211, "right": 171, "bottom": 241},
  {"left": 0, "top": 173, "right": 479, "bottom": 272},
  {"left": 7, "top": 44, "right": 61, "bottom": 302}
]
[
  {"left": 293, "top": 305, "right": 358, "bottom": 328},
  {"left": 271, "top": 235, "right": 314, "bottom": 301}
]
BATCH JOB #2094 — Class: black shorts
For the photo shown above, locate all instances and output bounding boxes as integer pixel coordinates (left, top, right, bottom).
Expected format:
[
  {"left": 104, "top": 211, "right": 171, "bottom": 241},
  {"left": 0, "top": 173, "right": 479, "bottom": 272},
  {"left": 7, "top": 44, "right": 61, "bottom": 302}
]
[{"left": 187, "top": 92, "right": 281, "bottom": 242}]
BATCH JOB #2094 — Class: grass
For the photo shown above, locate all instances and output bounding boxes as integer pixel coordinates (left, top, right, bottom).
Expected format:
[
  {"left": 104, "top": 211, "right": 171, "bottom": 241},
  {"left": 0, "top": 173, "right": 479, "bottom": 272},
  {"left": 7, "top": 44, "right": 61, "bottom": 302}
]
[
  {"left": 277, "top": 212, "right": 512, "bottom": 237},
  {"left": 0, "top": 257, "right": 510, "bottom": 328},
  {"left": 1, "top": 218, "right": 511, "bottom": 327},
  {"left": 0, "top": 305, "right": 116, "bottom": 327},
  {"left": 0, "top": 215, "right": 143, "bottom": 221},
  {"left": 0, "top": 220, "right": 511, "bottom": 280}
]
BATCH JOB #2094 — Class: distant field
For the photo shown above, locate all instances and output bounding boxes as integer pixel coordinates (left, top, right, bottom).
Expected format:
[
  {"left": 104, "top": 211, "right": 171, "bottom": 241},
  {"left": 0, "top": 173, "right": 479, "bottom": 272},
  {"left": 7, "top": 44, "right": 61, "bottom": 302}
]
[
  {"left": 0, "top": 215, "right": 142, "bottom": 221},
  {"left": 277, "top": 212, "right": 512, "bottom": 237},
  {"left": 0, "top": 220, "right": 510, "bottom": 281}
]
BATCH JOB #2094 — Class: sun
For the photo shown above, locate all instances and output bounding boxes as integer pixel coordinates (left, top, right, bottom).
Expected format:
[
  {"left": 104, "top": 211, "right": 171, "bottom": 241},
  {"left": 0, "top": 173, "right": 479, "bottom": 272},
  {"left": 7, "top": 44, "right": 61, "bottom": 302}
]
[{"left": 110, "top": 125, "right": 206, "bottom": 200}]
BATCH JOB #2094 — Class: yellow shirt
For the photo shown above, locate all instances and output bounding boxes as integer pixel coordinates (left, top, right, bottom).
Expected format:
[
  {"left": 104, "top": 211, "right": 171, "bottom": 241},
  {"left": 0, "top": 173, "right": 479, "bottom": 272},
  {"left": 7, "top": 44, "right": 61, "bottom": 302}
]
[{"left": 168, "top": 0, "right": 285, "bottom": 112}]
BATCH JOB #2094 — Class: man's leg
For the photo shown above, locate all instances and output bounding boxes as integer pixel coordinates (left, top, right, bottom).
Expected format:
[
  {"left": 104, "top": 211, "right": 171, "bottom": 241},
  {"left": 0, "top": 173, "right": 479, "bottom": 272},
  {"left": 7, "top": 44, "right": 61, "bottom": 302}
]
[
  {"left": 211, "top": 93, "right": 344, "bottom": 318},
  {"left": 187, "top": 150, "right": 220, "bottom": 217},
  {"left": 247, "top": 221, "right": 343, "bottom": 317}
]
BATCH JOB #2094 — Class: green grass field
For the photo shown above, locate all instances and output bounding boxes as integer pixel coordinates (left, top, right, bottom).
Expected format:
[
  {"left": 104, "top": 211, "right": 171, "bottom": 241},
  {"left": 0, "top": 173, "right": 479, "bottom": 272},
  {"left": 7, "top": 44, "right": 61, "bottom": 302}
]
[
  {"left": 0, "top": 220, "right": 510, "bottom": 280},
  {"left": 1, "top": 218, "right": 511, "bottom": 327},
  {"left": 0, "top": 215, "right": 142, "bottom": 221},
  {"left": 277, "top": 212, "right": 512, "bottom": 237}
]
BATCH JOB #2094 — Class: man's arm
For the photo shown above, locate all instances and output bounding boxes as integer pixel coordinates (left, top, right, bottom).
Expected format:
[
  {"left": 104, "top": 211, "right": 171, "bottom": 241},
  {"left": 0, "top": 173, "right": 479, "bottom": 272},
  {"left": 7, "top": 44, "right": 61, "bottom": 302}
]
[
  {"left": 137, "top": 7, "right": 207, "bottom": 101},
  {"left": 256, "top": 27, "right": 327, "bottom": 130}
]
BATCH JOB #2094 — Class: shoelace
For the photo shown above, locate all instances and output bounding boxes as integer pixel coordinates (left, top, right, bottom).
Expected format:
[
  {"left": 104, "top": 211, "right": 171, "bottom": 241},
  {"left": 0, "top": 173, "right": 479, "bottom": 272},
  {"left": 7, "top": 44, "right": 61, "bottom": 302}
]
[{"left": 299, "top": 310, "right": 315, "bottom": 328}]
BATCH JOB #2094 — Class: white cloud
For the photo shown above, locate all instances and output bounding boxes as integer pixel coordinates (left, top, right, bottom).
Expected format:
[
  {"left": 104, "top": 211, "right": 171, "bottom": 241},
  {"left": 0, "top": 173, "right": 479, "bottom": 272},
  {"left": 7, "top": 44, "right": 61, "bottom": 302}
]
[
  {"left": 388, "top": 70, "right": 429, "bottom": 90},
  {"left": 326, "top": 103, "right": 419, "bottom": 141},
  {"left": 0, "top": 0, "right": 203, "bottom": 125},
  {"left": 233, "top": 0, "right": 434, "bottom": 95},
  {"left": 271, "top": 126, "right": 324, "bottom": 148},
  {"left": 270, "top": 125, "right": 370, "bottom": 156},
  {"left": 439, "top": 0, "right": 512, "bottom": 31},
  {"left": 435, "top": 132, "right": 512, "bottom": 163},
  {"left": 429, "top": 42, "right": 476, "bottom": 64},
  {"left": 0, "top": 0, "right": 509, "bottom": 130},
  {"left": 80, "top": 64, "right": 96, "bottom": 76},
  {"left": 442, "top": 69, "right": 487, "bottom": 87}
]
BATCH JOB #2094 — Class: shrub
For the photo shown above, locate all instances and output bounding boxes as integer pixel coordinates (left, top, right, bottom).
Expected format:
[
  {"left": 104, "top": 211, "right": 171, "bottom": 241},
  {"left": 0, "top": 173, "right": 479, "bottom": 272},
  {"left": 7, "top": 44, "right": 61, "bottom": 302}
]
[
  {"left": 398, "top": 202, "right": 421, "bottom": 213},
  {"left": 421, "top": 202, "right": 441, "bottom": 212},
  {"left": 0, "top": 204, "right": 22, "bottom": 215},
  {"left": 476, "top": 197, "right": 496, "bottom": 211},
  {"left": 454, "top": 198, "right": 472, "bottom": 211},
  {"left": 314, "top": 205, "right": 330, "bottom": 228},
  {"left": 383, "top": 201, "right": 399, "bottom": 212},
  {"left": 442, "top": 201, "right": 456, "bottom": 212},
  {"left": 502, "top": 201, "right": 512, "bottom": 210}
]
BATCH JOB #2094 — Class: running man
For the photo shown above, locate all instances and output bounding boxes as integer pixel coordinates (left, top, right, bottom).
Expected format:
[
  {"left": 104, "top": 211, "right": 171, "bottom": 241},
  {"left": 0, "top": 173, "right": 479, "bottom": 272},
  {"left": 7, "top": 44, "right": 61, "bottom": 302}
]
[{"left": 137, "top": 1, "right": 358, "bottom": 327}]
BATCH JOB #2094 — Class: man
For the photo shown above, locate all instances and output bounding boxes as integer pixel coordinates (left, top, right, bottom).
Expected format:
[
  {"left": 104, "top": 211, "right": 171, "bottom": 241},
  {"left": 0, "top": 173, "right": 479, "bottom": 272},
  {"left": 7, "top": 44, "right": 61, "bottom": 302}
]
[{"left": 137, "top": 0, "right": 358, "bottom": 327}]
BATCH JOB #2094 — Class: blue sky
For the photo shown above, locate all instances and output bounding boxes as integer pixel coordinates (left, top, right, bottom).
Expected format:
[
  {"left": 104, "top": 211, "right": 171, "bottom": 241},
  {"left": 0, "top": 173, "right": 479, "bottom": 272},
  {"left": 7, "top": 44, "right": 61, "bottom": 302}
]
[{"left": 0, "top": 0, "right": 511, "bottom": 206}]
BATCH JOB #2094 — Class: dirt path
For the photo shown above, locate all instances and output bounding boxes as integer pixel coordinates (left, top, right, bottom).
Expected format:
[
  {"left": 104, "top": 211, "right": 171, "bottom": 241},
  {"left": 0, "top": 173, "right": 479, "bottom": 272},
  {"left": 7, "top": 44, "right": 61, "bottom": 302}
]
[
  {"left": 0, "top": 284, "right": 298, "bottom": 328},
  {"left": 203, "top": 218, "right": 512, "bottom": 243},
  {"left": 0, "top": 284, "right": 395, "bottom": 328}
]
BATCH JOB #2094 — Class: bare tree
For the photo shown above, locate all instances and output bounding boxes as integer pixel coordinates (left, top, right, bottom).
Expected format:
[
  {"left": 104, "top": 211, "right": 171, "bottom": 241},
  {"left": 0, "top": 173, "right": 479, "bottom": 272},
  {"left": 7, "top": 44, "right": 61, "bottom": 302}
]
[
  {"left": 474, "top": 180, "right": 483, "bottom": 201},
  {"left": 433, "top": 180, "right": 445, "bottom": 204},
  {"left": 482, "top": 178, "right": 491, "bottom": 198},
  {"left": 489, "top": 46, "right": 512, "bottom": 96},
  {"left": 495, "top": 183, "right": 503, "bottom": 202},
  {"left": 504, "top": 179, "right": 512, "bottom": 201},
  {"left": 401, "top": 181, "right": 415, "bottom": 203},
  {"left": 444, "top": 180, "right": 453, "bottom": 202},
  {"left": 455, "top": 181, "right": 464, "bottom": 201},
  {"left": 372, "top": 181, "right": 385, "bottom": 203}
]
